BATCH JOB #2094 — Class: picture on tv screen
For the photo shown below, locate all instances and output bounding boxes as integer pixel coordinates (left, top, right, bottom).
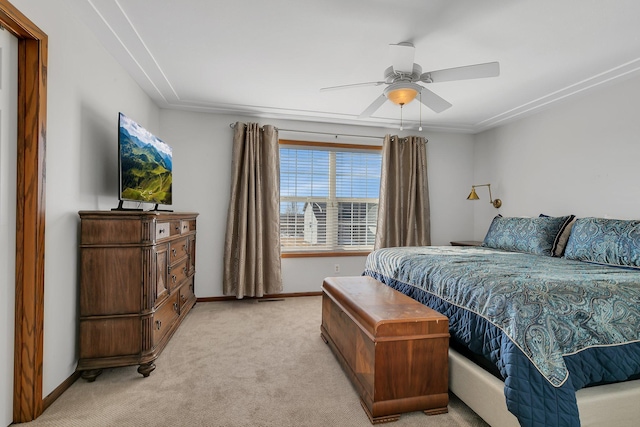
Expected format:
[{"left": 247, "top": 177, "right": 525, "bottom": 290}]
[{"left": 118, "top": 112, "right": 172, "bottom": 205}]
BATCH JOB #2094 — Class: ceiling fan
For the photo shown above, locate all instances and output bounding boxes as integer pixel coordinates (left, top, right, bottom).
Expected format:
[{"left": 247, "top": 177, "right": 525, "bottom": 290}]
[{"left": 321, "top": 42, "right": 500, "bottom": 119}]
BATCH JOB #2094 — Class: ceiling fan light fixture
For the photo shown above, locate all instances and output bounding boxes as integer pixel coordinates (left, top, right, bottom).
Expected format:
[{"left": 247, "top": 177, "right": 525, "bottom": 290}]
[
  {"left": 385, "top": 82, "right": 421, "bottom": 105},
  {"left": 387, "top": 87, "right": 418, "bottom": 105}
]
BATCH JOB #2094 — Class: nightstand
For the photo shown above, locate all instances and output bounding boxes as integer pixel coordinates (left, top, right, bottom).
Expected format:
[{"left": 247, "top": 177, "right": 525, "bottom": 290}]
[{"left": 450, "top": 240, "right": 482, "bottom": 247}]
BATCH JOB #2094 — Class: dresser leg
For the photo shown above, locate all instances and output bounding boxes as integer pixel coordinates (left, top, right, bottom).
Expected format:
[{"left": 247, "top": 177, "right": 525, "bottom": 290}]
[
  {"left": 424, "top": 407, "right": 448, "bottom": 415},
  {"left": 361, "top": 400, "right": 400, "bottom": 424},
  {"left": 137, "top": 362, "right": 156, "bottom": 377},
  {"left": 81, "top": 369, "right": 103, "bottom": 382}
]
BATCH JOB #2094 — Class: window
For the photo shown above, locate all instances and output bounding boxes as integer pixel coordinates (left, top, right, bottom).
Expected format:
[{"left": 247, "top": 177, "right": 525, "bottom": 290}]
[{"left": 280, "top": 141, "right": 382, "bottom": 255}]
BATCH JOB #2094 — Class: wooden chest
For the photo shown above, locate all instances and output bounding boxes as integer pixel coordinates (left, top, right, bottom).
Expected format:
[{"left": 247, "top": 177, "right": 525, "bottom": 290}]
[{"left": 321, "top": 276, "right": 449, "bottom": 424}]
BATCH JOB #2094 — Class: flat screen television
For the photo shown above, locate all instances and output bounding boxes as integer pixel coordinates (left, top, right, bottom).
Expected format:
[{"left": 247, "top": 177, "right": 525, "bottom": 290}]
[{"left": 116, "top": 112, "right": 172, "bottom": 210}]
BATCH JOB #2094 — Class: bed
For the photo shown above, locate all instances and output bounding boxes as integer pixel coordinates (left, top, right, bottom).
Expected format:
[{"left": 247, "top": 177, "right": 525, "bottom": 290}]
[{"left": 363, "top": 215, "right": 640, "bottom": 427}]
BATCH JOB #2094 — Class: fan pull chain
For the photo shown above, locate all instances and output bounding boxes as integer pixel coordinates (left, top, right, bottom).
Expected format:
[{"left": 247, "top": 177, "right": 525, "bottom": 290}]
[
  {"left": 419, "top": 92, "right": 423, "bottom": 131},
  {"left": 399, "top": 103, "right": 404, "bottom": 131}
]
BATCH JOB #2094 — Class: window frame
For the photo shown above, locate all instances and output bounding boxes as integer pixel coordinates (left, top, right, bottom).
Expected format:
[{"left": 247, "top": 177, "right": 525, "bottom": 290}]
[{"left": 279, "top": 139, "right": 382, "bottom": 258}]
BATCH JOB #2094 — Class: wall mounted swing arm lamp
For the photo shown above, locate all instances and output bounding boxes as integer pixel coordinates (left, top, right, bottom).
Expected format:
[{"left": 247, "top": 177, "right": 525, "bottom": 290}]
[{"left": 467, "top": 183, "right": 502, "bottom": 208}]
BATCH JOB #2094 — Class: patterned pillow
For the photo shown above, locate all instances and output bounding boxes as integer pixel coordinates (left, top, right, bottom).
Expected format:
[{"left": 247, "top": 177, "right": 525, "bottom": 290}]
[
  {"left": 564, "top": 217, "right": 640, "bottom": 268},
  {"left": 540, "top": 214, "right": 576, "bottom": 257},
  {"left": 482, "top": 215, "right": 575, "bottom": 256}
]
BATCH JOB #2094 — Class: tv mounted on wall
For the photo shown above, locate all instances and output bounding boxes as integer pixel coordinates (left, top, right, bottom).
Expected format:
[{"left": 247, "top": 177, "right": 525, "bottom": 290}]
[{"left": 114, "top": 112, "right": 173, "bottom": 211}]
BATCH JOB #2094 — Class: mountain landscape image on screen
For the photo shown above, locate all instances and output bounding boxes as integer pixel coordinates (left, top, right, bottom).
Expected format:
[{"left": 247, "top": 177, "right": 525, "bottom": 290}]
[{"left": 119, "top": 113, "right": 172, "bottom": 204}]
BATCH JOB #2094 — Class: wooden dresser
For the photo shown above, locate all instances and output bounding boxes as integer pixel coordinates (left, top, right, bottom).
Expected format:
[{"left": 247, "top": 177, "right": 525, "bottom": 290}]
[
  {"left": 321, "top": 276, "right": 449, "bottom": 424},
  {"left": 78, "top": 211, "right": 198, "bottom": 381}
]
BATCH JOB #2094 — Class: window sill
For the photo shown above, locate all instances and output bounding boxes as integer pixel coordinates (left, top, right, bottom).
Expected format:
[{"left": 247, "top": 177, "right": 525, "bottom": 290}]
[{"left": 281, "top": 251, "right": 372, "bottom": 258}]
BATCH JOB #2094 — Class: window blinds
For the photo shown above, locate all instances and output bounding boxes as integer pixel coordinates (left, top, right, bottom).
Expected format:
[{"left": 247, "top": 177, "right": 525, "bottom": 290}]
[{"left": 280, "top": 144, "right": 381, "bottom": 253}]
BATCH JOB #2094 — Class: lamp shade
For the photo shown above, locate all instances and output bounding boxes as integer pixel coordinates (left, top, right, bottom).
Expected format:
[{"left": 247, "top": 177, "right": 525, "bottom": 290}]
[
  {"left": 467, "top": 188, "right": 479, "bottom": 200},
  {"left": 466, "top": 184, "right": 502, "bottom": 208}
]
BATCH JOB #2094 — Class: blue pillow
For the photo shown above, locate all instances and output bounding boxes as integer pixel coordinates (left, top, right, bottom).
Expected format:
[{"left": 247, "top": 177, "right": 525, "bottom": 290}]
[
  {"left": 540, "top": 214, "right": 576, "bottom": 257},
  {"left": 564, "top": 217, "right": 640, "bottom": 268},
  {"left": 482, "top": 215, "right": 575, "bottom": 256}
]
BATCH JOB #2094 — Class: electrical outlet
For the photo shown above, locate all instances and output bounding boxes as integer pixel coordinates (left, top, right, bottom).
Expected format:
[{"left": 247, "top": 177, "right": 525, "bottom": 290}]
[{"left": 334, "top": 264, "right": 340, "bottom": 273}]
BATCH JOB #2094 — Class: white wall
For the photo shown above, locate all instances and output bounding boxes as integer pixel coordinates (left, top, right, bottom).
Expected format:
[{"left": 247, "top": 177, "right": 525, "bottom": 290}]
[
  {"left": 472, "top": 73, "right": 640, "bottom": 239},
  {"left": 10, "top": 0, "right": 160, "bottom": 400},
  {"left": 159, "top": 110, "right": 476, "bottom": 297}
]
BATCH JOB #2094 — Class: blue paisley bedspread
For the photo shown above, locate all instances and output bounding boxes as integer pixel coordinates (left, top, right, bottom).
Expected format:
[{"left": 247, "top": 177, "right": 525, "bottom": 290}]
[{"left": 363, "top": 246, "right": 640, "bottom": 427}]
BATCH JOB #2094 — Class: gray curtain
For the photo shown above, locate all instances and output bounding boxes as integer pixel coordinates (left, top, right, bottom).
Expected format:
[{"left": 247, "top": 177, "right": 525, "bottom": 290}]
[
  {"left": 223, "top": 122, "right": 283, "bottom": 298},
  {"left": 374, "top": 135, "right": 431, "bottom": 249}
]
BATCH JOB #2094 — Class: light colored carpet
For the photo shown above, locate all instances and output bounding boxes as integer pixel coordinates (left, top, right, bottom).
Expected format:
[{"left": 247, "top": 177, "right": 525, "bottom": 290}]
[{"left": 14, "top": 296, "right": 489, "bottom": 427}]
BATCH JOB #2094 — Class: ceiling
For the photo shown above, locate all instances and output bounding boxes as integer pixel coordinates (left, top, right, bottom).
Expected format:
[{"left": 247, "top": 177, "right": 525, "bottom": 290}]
[{"left": 67, "top": 0, "right": 640, "bottom": 133}]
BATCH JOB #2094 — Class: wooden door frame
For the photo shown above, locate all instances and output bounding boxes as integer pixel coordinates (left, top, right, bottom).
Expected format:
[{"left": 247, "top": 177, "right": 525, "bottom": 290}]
[{"left": 0, "top": 0, "right": 47, "bottom": 423}]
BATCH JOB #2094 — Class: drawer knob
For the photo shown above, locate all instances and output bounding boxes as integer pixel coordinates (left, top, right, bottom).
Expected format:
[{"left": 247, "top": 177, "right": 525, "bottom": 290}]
[
  {"left": 172, "top": 275, "right": 177, "bottom": 283},
  {"left": 181, "top": 295, "right": 187, "bottom": 303},
  {"left": 173, "top": 302, "right": 179, "bottom": 312},
  {"left": 172, "top": 248, "right": 177, "bottom": 256},
  {"left": 155, "top": 320, "right": 162, "bottom": 330},
  {"left": 158, "top": 229, "right": 165, "bottom": 234}
]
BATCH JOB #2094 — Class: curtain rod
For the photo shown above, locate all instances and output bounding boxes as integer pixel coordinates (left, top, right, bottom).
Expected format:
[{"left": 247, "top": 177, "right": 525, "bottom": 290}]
[{"left": 229, "top": 122, "right": 384, "bottom": 140}]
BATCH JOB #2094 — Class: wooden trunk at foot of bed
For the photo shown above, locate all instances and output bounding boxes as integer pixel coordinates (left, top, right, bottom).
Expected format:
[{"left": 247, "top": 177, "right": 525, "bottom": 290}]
[{"left": 321, "top": 276, "right": 450, "bottom": 424}]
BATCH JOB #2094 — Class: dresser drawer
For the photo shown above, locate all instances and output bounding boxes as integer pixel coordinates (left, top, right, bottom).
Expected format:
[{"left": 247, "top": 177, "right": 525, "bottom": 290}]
[
  {"left": 80, "top": 317, "right": 141, "bottom": 359},
  {"left": 169, "top": 236, "right": 189, "bottom": 263},
  {"left": 179, "top": 278, "right": 195, "bottom": 311},
  {"left": 169, "top": 220, "right": 182, "bottom": 237},
  {"left": 155, "top": 222, "right": 171, "bottom": 241},
  {"left": 169, "top": 258, "right": 189, "bottom": 292},
  {"left": 180, "top": 220, "right": 192, "bottom": 234},
  {"left": 153, "top": 294, "right": 179, "bottom": 345}
]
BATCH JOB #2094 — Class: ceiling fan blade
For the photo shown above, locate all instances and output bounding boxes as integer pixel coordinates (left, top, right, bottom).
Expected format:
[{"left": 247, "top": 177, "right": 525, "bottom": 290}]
[
  {"left": 320, "top": 81, "right": 386, "bottom": 92},
  {"left": 419, "top": 87, "right": 452, "bottom": 113},
  {"left": 358, "top": 94, "right": 388, "bottom": 119},
  {"left": 389, "top": 42, "right": 415, "bottom": 74},
  {"left": 421, "top": 61, "right": 500, "bottom": 83}
]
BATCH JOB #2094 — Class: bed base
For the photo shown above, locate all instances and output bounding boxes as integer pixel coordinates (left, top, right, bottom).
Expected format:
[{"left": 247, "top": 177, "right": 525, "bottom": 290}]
[{"left": 449, "top": 348, "right": 640, "bottom": 427}]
